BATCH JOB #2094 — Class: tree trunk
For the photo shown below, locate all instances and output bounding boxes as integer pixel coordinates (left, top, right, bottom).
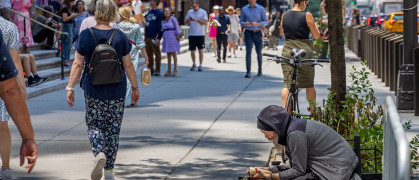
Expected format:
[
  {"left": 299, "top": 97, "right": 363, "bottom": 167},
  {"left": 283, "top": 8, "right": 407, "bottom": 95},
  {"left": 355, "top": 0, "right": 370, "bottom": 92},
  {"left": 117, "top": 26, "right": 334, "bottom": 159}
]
[{"left": 327, "top": 0, "right": 346, "bottom": 110}]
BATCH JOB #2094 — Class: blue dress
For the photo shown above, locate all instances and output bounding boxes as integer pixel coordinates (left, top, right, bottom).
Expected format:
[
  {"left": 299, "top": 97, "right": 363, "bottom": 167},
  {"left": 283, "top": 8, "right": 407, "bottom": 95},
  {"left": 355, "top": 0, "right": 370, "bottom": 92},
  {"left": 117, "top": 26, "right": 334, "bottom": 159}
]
[{"left": 161, "top": 16, "right": 181, "bottom": 54}]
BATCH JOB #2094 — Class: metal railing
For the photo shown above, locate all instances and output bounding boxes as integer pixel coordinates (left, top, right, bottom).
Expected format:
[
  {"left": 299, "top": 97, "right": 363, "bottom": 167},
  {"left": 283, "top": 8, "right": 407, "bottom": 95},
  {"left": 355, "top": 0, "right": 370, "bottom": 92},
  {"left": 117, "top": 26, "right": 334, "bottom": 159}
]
[
  {"left": 383, "top": 96, "right": 410, "bottom": 180},
  {"left": 0, "top": 4, "right": 68, "bottom": 80},
  {"left": 33, "top": 5, "right": 62, "bottom": 20}
]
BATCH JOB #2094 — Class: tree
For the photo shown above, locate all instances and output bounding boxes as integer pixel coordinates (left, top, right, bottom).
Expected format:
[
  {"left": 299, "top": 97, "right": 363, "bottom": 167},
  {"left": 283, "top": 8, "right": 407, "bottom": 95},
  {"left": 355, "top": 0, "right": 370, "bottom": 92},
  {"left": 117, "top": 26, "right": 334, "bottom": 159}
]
[{"left": 326, "top": 0, "right": 346, "bottom": 110}]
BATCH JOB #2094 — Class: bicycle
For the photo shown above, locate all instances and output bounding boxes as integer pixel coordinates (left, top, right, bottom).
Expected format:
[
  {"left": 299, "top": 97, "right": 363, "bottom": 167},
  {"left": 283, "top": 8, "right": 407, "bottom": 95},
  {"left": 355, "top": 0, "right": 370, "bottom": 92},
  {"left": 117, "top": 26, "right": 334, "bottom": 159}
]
[{"left": 263, "top": 48, "right": 330, "bottom": 118}]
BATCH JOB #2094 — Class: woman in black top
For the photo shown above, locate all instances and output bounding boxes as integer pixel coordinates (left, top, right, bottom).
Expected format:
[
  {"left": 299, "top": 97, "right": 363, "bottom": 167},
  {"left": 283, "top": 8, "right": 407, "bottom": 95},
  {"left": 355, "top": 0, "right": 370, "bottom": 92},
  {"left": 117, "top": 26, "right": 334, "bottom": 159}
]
[
  {"left": 61, "top": 0, "right": 80, "bottom": 66},
  {"left": 280, "top": 0, "right": 320, "bottom": 113}
]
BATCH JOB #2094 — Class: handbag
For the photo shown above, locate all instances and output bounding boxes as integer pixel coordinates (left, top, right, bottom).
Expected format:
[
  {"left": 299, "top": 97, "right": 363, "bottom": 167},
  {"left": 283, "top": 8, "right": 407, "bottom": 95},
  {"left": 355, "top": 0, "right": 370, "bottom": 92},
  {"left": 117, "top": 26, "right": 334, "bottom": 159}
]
[{"left": 170, "top": 17, "right": 182, "bottom": 42}]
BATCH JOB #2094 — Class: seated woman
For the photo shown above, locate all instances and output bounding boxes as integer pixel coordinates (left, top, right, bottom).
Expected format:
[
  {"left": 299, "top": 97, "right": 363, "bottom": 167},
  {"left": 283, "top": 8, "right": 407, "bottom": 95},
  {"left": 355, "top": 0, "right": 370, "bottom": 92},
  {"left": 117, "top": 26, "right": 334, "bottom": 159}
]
[{"left": 20, "top": 54, "right": 48, "bottom": 86}]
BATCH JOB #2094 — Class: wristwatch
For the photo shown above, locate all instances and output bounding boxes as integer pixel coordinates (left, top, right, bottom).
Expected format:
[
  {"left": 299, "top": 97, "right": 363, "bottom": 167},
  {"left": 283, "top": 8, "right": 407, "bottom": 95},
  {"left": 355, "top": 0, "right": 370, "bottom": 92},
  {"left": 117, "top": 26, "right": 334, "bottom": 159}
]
[{"left": 66, "top": 86, "right": 74, "bottom": 91}]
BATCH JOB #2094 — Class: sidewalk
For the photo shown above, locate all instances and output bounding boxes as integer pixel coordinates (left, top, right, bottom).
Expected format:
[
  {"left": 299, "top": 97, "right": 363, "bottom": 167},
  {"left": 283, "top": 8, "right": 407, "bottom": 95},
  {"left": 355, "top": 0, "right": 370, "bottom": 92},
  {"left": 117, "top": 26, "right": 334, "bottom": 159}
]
[{"left": 5, "top": 45, "right": 418, "bottom": 179}]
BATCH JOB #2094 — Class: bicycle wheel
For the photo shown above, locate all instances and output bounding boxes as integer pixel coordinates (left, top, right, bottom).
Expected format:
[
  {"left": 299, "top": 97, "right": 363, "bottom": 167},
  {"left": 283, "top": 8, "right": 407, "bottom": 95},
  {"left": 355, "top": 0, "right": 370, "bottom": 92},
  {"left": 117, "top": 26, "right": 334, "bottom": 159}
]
[{"left": 285, "top": 93, "right": 299, "bottom": 117}]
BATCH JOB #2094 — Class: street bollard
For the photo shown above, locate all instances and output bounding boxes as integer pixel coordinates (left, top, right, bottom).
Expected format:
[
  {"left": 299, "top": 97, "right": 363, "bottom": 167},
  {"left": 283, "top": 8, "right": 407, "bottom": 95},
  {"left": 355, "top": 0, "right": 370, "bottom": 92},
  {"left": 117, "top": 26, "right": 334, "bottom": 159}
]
[
  {"left": 388, "top": 36, "right": 404, "bottom": 91},
  {"left": 378, "top": 32, "right": 394, "bottom": 80},
  {"left": 393, "top": 39, "right": 404, "bottom": 93}
]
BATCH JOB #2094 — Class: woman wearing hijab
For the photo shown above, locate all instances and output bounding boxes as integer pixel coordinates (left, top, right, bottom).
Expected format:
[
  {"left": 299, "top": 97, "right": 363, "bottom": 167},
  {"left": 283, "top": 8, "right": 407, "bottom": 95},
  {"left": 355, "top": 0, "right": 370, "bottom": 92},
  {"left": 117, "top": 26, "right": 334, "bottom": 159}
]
[{"left": 252, "top": 105, "right": 360, "bottom": 180}]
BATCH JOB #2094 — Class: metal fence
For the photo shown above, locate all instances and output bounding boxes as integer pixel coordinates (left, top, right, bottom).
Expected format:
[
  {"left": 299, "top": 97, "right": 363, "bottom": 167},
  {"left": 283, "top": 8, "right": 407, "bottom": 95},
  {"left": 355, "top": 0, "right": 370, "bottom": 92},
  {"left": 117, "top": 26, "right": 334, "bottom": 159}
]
[{"left": 383, "top": 96, "right": 410, "bottom": 180}]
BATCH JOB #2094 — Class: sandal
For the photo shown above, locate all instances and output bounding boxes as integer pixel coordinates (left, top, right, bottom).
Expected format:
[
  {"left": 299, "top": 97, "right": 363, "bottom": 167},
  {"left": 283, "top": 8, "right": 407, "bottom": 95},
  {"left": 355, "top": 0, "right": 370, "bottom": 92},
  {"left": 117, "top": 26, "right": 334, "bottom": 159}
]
[
  {"left": 172, "top": 71, "right": 177, "bottom": 77},
  {"left": 164, "top": 71, "right": 171, "bottom": 77}
]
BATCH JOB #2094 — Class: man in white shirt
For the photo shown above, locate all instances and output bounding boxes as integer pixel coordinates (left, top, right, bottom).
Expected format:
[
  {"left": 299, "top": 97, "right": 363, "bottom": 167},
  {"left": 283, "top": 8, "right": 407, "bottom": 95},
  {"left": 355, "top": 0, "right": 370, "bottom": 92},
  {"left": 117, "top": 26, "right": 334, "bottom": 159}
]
[{"left": 185, "top": 0, "right": 208, "bottom": 72}]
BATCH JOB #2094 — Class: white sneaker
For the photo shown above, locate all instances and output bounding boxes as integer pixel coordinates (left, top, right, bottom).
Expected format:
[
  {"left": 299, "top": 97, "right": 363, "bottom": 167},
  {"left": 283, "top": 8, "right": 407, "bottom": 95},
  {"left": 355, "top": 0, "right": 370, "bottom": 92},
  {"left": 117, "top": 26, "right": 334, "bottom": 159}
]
[
  {"left": 91, "top": 152, "right": 106, "bottom": 180},
  {"left": 0, "top": 169, "right": 12, "bottom": 180},
  {"left": 212, "top": 53, "right": 216, "bottom": 57},
  {"left": 232, "top": 54, "right": 236, "bottom": 58},
  {"left": 228, "top": 53, "right": 231, "bottom": 58},
  {"left": 104, "top": 170, "right": 115, "bottom": 180}
]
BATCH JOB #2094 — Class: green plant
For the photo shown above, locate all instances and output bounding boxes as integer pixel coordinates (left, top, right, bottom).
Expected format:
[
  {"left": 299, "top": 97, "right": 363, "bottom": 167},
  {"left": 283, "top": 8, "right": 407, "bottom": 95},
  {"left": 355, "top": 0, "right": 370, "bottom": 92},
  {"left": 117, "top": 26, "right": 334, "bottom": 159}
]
[
  {"left": 312, "top": 62, "right": 384, "bottom": 173},
  {"left": 403, "top": 120, "right": 419, "bottom": 172}
]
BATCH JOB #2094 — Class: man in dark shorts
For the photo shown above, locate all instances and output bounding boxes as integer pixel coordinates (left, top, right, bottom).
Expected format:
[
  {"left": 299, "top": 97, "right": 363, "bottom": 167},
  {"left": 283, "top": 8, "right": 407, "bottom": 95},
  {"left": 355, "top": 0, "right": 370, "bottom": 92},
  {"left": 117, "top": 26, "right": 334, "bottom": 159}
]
[{"left": 185, "top": 0, "right": 208, "bottom": 72}]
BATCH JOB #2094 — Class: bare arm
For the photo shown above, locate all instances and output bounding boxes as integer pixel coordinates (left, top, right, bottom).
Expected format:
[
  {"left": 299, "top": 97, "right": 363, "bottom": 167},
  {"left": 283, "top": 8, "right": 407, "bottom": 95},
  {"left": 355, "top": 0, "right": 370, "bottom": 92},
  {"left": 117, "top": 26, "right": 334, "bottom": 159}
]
[
  {"left": 66, "top": 52, "right": 85, "bottom": 107},
  {"left": 140, "top": 47, "right": 149, "bottom": 66},
  {"left": 9, "top": 49, "right": 27, "bottom": 100},
  {"left": 306, "top": 12, "right": 320, "bottom": 40},
  {"left": 0, "top": 77, "right": 37, "bottom": 173},
  {"left": 280, "top": 13, "right": 286, "bottom": 40},
  {"left": 206, "top": 14, "right": 213, "bottom": 32},
  {"left": 62, "top": 12, "right": 77, "bottom": 23},
  {"left": 122, "top": 55, "right": 140, "bottom": 105}
]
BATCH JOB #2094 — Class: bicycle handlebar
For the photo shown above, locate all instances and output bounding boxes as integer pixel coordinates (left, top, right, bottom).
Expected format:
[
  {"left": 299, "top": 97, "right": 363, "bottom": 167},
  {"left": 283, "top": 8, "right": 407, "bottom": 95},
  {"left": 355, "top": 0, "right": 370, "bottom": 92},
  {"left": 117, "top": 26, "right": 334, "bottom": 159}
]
[{"left": 262, "top": 53, "right": 330, "bottom": 64}]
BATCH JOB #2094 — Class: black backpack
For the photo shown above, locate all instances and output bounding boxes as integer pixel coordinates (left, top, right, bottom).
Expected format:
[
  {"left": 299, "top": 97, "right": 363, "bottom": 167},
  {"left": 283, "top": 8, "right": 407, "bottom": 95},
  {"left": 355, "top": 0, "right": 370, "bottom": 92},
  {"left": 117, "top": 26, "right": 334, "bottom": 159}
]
[{"left": 83, "top": 29, "right": 123, "bottom": 86}]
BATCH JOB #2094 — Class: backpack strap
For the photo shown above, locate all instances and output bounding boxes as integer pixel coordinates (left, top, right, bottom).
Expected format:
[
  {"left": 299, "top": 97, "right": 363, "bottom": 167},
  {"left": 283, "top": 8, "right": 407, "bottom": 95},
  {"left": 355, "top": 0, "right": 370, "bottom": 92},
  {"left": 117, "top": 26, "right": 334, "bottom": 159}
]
[
  {"left": 107, "top": 29, "right": 117, "bottom": 45},
  {"left": 88, "top": 28, "right": 98, "bottom": 46}
]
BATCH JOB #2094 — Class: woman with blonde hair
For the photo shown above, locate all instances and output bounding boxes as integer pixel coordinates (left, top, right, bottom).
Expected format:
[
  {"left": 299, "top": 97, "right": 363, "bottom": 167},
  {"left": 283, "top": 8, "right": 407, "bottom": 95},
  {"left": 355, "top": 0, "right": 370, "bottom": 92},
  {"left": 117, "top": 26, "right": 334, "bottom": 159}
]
[
  {"left": 66, "top": 0, "right": 140, "bottom": 179},
  {"left": 118, "top": 6, "right": 149, "bottom": 106}
]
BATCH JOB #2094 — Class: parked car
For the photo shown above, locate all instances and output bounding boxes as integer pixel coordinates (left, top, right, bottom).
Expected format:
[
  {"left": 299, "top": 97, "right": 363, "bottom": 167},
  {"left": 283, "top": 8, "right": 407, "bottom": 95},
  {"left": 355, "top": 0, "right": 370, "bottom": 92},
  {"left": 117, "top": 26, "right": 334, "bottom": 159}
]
[
  {"left": 367, "top": 16, "right": 379, "bottom": 27},
  {"left": 382, "top": 12, "right": 419, "bottom": 33}
]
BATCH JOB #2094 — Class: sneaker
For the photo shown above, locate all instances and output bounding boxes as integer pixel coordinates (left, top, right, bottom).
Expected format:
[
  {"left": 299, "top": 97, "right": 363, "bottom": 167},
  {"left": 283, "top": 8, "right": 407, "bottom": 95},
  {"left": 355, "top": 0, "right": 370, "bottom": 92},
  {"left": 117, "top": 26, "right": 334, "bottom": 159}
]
[
  {"left": 223, "top": 59, "right": 226, "bottom": 63},
  {"left": 104, "top": 170, "right": 115, "bottom": 180},
  {"left": 216, "top": 58, "right": 221, "bottom": 63},
  {"left": 212, "top": 53, "right": 216, "bottom": 57},
  {"left": 0, "top": 169, "right": 12, "bottom": 180},
  {"left": 232, "top": 54, "right": 236, "bottom": 58},
  {"left": 28, "top": 76, "right": 41, "bottom": 87},
  {"left": 227, "top": 53, "right": 231, "bottom": 58},
  {"left": 34, "top": 75, "right": 49, "bottom": 83},
  {"left": 91, "top": 152, "right": 106, "bottom": 180},
  {"left": 244, "top": 73, "right": 251, "bottom": 78},
  {"left": 154, "top": 71, "right": 161, "bottom": 76},
  {"left": 190, "top": 64, "right": 196, "bottom": 71},
  {"left": 257, "top": 71, "right": 262, "bottom": 76},
  {"left": 198, "top": 66, "right": 202, "bottom": 72}
]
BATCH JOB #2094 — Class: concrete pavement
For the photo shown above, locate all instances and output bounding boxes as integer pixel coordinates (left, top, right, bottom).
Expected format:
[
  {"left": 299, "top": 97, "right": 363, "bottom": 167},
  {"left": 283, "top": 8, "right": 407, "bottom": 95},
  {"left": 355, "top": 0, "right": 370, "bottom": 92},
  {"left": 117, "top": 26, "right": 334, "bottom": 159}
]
[{"left": 5, "top": 45, "right": 418, "bottom": 179}]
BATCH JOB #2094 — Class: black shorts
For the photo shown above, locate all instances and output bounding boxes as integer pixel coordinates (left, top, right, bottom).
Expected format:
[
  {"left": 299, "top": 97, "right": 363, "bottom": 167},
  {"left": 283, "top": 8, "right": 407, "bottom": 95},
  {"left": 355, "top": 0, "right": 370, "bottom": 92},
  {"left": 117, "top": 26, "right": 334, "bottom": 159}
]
[{"left": 188, "top": 36, "right": 205, "bottom": 51}]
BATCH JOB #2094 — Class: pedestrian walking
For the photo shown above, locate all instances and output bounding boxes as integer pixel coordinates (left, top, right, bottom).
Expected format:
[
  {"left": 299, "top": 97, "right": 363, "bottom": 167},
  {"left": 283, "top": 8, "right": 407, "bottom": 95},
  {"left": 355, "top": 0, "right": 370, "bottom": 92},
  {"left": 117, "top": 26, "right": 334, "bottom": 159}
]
[
  {"left": 185, "top": 0, "right": 208, "bottom": 71},
  {"left": 79, "top": 0, "right": 118, "bottom": 33},
  {"left": 73, "top": 0, "right": 89, "bottom": 42},
  {"left": 226, "top": 6, "right": 240, "bottom": 58},
  {"left": 66, "top": 0, "right": 140, "bottom": 179},
  {"left": 214, "top": 6, "right": 230, "bottom": 63},
  {"left": 60, "top": 0, "right": 80, "bottom": 66},
  {"left": 207, "top": 5, "right": 219, "bottom": 57},
  {"left": 0, "top": 16, "right": 27, "bottom": 180},
  {"left": 160, "top": 8, "right": 181, "bottom": 77},
  {"left": 280, "top": 0, "right": 320, "bottom": 113},
  {"left": 0, "top": 31, "right": 38, "bottom": 176},
  {"left": 240, "top": 0, "right": 268, "bottom": 78},
  {"left": 143, "top": 0, "right": 163, "bottom": 76},
  {"left": 11, "top": 0, "right": 34, "bottom": 54},
  {"left": 0, "top": 0, "right": 12, "bottom": 21},
  {"left": 267, "top": 12, "right": 281, "bottom": 51},
  {"left": 236, "top": 8, "right": 244, "bottom": 51},
  {"left": 118, "top": 6, "right": 149, "bottom": 106}
]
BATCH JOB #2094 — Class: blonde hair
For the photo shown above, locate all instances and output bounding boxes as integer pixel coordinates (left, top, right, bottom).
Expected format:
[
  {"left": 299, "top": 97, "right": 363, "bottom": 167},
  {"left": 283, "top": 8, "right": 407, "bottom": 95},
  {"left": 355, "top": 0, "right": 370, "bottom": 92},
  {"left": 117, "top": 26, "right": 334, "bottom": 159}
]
[
  {"left": 119, "top": 6, "right": 136, "bottom": 23},
  {"left": 95, "top": 0, "right": 120, "bottom": 23}
]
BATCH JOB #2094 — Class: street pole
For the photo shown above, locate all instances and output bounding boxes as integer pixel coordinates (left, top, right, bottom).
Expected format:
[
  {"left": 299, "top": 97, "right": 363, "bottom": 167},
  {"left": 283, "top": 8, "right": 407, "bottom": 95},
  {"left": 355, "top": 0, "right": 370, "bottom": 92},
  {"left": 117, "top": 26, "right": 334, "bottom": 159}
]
[
  {"left": 174, "top": 0, "right": 178, "bottom": 19},
  {"left": 397, "top": 0, "right": 417, "bottom": 110}
]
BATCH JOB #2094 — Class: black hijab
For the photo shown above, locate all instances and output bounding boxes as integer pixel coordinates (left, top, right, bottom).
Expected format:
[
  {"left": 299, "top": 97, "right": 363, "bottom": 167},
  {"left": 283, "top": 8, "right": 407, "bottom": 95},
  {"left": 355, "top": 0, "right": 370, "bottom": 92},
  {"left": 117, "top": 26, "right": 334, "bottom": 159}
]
[{"left": 257, "top": 105, "right": 307, "bottom": 146}]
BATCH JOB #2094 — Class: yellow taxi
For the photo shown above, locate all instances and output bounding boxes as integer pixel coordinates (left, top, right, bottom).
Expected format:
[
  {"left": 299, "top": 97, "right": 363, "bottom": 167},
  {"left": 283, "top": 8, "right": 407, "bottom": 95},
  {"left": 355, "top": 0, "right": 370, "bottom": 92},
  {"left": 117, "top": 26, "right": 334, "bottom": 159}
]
[{"left": 382, "top": 12, "right": 419, "bottom": 33}]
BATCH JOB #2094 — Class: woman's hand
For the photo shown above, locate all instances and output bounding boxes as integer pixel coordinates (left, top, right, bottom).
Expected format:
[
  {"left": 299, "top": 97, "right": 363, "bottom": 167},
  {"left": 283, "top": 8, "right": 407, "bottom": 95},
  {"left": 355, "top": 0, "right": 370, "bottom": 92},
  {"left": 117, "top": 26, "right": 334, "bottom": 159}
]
[
  {"left": 67, "top": 90, "right": 75, "bottom": 107},
  {"left": 131, "top": 87, "right": 140, "bottom": 105}
]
